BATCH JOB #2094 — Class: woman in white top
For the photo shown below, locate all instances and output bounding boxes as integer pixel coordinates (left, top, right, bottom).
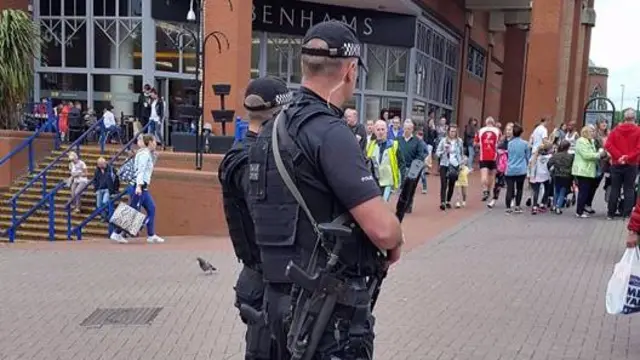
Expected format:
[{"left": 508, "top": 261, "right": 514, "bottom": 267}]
[{"left": 68, "top": 151, "right": 89, "bottom": 213}]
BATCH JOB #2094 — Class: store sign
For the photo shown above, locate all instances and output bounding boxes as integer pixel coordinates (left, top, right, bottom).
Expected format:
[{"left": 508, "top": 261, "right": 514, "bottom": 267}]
[{"left": 252, "top": 0, "right": 416, "bottom": 48}]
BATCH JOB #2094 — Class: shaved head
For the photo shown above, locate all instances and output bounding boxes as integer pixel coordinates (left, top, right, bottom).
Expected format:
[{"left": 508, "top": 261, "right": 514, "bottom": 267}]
[{"left": 301, "top": 38, "right": 353, "bottom": 79}]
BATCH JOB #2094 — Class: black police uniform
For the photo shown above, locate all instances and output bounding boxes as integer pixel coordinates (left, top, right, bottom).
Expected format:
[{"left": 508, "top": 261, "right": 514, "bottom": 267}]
[
  {"left": 218, "top": 76, "right": 292, "bottom": 360},
  {"left": 248, "top": 21, "right": 383, "bottom": 360}
]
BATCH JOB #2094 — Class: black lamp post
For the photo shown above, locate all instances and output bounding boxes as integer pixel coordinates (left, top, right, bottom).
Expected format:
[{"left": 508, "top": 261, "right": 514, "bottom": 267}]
[{"left": 184, "top": 0, "right": 231, "bottom": 170}]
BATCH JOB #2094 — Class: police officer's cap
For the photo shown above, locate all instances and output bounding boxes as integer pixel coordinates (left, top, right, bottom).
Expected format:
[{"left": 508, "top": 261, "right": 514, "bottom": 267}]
[
  {"left": 301, "top": 20, "right": 368, "bottom": 72},
  {"left": 243, "top": 76, "right": 293, "bottom": 111}
]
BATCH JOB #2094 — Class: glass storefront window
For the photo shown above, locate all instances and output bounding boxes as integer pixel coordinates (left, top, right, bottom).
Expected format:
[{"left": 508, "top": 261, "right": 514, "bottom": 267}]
[
  {"left": 365, "top": 96, "right": 405, "bottom": 122},
  {"left": 154, "top": 22, "right": 195, "bottom": 73},
  {"left": 93, "top": 74, "right": 142, "bottom": 117},
  {"left": 365, "top": 45, "right": 408, "bottom": 92},
  {"left": 251, "top": 33, "right": 260, "bottom": 80},
  {"left": 39, "top": 73, "right": 88, "bottom": 108},
  {"left": 342, "top": 95, "right": 361, "bottom": 114},
  {"left": 365, "top": 45, "right": 386, "bottom": 91},
  {"left": 266, "top": 34, "right": 302, "bottom": 83},
  {"left": 94, "top": 19, "right": 142, "bottom": 69},
  {"left": 93, "top": 0, "right": 141, "bottom": 17}
]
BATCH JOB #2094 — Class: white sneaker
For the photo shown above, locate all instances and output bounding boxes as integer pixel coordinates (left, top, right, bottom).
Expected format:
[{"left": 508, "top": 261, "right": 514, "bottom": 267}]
[
  {"left": 109, "top": 232, "right": 128, "bottom": 244},
  {"left": 487, "top": 199, "right": 496, "bottom": 209},
  {"left": 147, "top": 235, "right": 165, "bottom": 244},
  {"left": 462, "top": 201, "right": 466, "bottom": 208},
  {"left": 455, "top": 201, "right": 461, "bottom": 208}
]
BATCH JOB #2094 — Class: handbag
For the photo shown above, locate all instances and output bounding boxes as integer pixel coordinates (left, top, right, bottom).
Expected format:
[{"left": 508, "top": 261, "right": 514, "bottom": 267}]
[
  {"left": 446, "top": 165, "right": 459, "bottom": 180},
  {"left": 109, "top": 202, "right": 146, "bottom": 236},
  {"left": 117, "top": 157, "right": 136, "bottom": 184}
]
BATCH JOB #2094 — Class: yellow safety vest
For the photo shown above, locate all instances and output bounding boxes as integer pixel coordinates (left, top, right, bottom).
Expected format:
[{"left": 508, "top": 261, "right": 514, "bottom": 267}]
[{"left": 366, "top": 140, "right": 401, "bottom": 189}]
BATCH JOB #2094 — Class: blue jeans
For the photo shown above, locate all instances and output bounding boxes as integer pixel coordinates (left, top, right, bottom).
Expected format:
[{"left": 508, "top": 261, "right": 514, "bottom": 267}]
[
  {"left": 129, "top": 187, "right": 156, "bottom": 236},
  {"left": 100, "top": 126, "right": 121, "bottom": 147},
  {"left": 96, "top": 189, "right": 110, "bottom": 220},
  {"left": 467, "top": 145, "right": 475, "bottom": 169},
  {"left": 554, "top": 177, "right": 572, "bottom": 208}
]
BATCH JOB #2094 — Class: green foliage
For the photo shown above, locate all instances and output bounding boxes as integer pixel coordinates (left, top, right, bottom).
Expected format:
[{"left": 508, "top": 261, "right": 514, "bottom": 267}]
[{"left": 0, "top": 9, "right": 41, "bottom": 129}]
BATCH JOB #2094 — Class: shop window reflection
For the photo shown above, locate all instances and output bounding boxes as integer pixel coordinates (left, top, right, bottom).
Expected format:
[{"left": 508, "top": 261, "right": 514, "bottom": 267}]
[
  {"left": 94, "top": 19, "right": 142, "bottom": 69},
  {"left": 251, "top": 33, "right": 260, "bottom": 79}
]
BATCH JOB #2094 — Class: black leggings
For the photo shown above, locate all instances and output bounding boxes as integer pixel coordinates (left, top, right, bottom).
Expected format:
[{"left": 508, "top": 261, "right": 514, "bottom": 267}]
[
  {"left": 439, "top": 165, "right": 456, "bottom": 203},
  {"left": 531, "top": 180, "right": 552, "bottom": 207},
  {"left": 505, "top": 175, "right": 526, "bottom": 208}
]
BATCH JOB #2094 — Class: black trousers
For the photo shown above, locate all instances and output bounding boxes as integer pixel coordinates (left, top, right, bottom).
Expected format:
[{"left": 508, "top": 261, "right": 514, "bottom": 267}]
[
  {"left": 264, "top": 283, "right": 293, "bottom": 360},
  {"left": 235, "top": 266, "right": 273, "bottom": 360},
  {"left": 505, "top": 175, "right": 526, "bottom": 208},
  {"left": 575, "top": 176, "right": 595, "bottom": 215},
  {"left": 439, "top": 165, "right": 456, "bottom": 204},
  {"left": 607, "top": 165, "right": 638, "bottom": 217}
]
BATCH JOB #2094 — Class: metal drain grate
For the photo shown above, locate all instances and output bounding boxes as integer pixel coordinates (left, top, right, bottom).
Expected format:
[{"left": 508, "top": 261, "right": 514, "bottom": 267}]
[{"left": 80, "top": 307, "right": 162, "bottom": 327}]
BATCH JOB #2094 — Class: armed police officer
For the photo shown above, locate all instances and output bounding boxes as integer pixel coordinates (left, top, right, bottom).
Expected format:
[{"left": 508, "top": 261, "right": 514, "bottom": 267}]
[
  {"left": 248, "top": 21, "right": 404, "bottom": 359},
  {"left": 218, "top": 76, "right": 292, "bottom": 360}
]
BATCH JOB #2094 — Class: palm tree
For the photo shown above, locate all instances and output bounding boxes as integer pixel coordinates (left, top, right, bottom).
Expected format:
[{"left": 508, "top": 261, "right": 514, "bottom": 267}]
[{"left": 0, "top": 9, "right": 40, "bottom": 130}]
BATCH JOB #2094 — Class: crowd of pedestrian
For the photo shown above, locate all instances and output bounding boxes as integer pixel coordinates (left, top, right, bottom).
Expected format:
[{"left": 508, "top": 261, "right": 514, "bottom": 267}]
[{"left": 348, "top": 106, "right": 640, "bottom": 221}]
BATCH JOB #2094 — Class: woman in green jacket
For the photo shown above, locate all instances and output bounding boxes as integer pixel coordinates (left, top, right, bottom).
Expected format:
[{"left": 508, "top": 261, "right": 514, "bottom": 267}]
[{"left": 572, "top": 126, "right": 605, "bottom": 218}]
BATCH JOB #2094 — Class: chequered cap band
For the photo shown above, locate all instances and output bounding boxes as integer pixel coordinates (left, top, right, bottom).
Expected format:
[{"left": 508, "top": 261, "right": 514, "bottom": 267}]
[
  {"left": 245, "top": 91, "right": 293, "bottom": 111},
  {"left": 300, "top": 42, "right": 362, "bottom": 59}
]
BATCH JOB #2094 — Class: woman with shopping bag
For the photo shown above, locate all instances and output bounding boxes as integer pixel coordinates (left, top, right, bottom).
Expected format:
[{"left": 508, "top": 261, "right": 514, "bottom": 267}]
[
  {"left": 109, "top": 134, "right": 164, "bottom": 245},
  {"left": 605, "top": 195, "right": 640, "bottom": 315}
]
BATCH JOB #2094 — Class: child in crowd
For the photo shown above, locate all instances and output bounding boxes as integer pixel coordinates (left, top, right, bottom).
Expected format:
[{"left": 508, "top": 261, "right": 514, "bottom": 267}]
[
  {"left": 528, "top": 140, "right": 553, "bottom": 214},
  {"left": 547, "top": 140, "right": 574, "bottom": 214},
  {"left": 455, "top": 156, "right": 470, "bottom": 208}
]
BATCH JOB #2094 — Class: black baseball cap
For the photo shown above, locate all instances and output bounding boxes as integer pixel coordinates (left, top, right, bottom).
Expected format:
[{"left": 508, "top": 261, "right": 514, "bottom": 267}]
[
  {"left": 243, "top": 76, "right": 293, "bottom": 111},
  {"left": 301, "top": 20, "right": 368, "bottom": 72}
]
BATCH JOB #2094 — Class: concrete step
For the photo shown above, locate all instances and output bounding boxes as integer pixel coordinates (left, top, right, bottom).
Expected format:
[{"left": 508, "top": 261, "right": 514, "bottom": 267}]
[
  {"left": 1, "top": 192, "right": 111, "bottom": 206},
  {"left": 0, "top": 220, "right": 107, "bottom": 236},
  {"left": 0, "top": 213, "right": 108, "bottom": 229},
  {"left": 0, "top": 205, "right": 123, "bottom": 220},
  {"left": 0, "top": 230, "right": 69, "bottom": 241}
]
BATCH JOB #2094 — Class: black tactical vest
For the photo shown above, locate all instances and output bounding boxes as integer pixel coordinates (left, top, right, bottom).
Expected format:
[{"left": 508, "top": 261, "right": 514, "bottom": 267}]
[
  {"left": 248, "top": 96, "right": 380, "bottom": 283},
  {"left": 218, "top": 138, "right": 261, "bottom": 270}
]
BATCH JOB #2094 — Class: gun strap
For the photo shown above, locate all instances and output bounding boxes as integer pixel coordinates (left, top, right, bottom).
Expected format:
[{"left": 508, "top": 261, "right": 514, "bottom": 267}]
[{"left": 272, "top": 110, "right": 320, "bottom": 238}]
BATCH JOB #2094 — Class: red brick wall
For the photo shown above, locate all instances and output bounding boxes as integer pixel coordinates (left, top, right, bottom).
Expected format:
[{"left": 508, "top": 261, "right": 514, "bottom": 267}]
[
  {"left": 459, "top": 11, "right": 490, "bottom": 126},
  {"left": 500, "top": 26, "right": 527, "bottom": 124},
  {"left": 0, "top": 0, "right": 28, "bottom": 11},
  {"left": 419, "top": 0, "right": 465, "bottom": 31},
  {"left": 0, "top": 131, "right": 56, "bottom": 190}
]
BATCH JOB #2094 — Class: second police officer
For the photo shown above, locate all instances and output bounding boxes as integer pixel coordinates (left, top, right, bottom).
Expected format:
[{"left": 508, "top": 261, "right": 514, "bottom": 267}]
[
  {"left": 218, "top": 76, "right": 293, "bottom": 360},
  {"left": 248, "top": 21, "right": 404, "bottom": 359}
]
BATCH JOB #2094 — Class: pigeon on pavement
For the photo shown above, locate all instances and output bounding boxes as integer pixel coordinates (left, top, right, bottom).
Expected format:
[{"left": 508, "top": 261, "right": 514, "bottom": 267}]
[{"left": 197, "top": 257, "right": 217, "bottom": 274}]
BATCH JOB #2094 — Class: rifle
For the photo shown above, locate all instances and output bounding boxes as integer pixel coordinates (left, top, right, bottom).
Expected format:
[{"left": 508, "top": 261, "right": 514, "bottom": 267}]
[
  {"left": 285, "top": 222, "right": 351, "bottom": 360},
  {"left": 369, "top": 159, "right": 424, "bottom": 310}
]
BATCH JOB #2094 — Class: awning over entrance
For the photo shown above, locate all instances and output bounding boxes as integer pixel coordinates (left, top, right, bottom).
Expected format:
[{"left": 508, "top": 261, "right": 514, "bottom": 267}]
[
  {"left": 465, "top": 0, "right": 532, "bottom": 31},
  {"left": 299, "top": 0, "right": 422, "bottom": 15}
]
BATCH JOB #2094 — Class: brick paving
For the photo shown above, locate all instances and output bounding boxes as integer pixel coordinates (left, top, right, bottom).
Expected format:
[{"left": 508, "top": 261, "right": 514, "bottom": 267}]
[{"left": 1, "top": 191, "right": 640, "bottom": 359}]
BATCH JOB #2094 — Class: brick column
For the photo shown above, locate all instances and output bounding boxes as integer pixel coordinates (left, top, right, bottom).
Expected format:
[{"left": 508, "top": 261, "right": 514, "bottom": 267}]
[
  {"left": 499, "top": 26, "right": 527, "bottom": 124},
  {"left": 577, "top": 0, "right": 596, "bottom": 122},
  {"left": 521, "top": 0, "right": 567, "bottom": 134},
  {"left": 203, "top": 0, "right": 252, "bottom": 135},
  {"left": 564, "top": 0, "right": 585, "bottom": 123}
]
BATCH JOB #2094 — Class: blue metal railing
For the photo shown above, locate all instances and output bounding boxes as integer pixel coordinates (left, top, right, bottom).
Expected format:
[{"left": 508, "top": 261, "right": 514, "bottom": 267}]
[
  {"left": 65, "top": 122, "right": 151, "bottom": 240},
  {"left": 70, "top": 186, "right": 131, "bottom": 241},
  {"left": 0, "top": 100, "right": 58, "bottom": 174},
  {"left": 2, "top": 118, "right": 104, "bottom": 242}
]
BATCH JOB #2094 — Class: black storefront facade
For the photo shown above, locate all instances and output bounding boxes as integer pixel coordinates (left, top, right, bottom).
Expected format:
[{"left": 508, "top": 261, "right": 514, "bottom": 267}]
[{"left": 251, "top": 0, "right": 461, "bottom": 124}]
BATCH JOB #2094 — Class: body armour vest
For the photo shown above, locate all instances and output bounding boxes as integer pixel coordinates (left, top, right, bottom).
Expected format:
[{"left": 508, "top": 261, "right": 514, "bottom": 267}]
[
  {"left": 248, "top": 96, "right": 379, "bottom": 283},
  {"left": 219, "top": 136, "right": 262, "bottom": 269}
]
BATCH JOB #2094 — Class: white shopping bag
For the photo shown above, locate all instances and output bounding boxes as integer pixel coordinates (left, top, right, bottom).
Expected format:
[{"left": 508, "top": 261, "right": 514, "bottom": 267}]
[{"left": 606, "top": 247, "right": 640, "bottom": 315}]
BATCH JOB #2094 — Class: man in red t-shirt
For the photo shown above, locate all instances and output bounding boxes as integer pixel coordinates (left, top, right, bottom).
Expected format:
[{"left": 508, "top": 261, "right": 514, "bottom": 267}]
[
  {"left": 474, "top": 116, "right": 501, "bottom": 203},
  {"left": 605, "top": 108, "right": 640, "bottom": 219}
]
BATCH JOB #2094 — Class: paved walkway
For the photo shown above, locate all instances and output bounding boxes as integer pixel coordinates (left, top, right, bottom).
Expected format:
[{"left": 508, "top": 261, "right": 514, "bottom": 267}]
[{"left": 1, "top": 192, "right": 640, "bottom": 359}]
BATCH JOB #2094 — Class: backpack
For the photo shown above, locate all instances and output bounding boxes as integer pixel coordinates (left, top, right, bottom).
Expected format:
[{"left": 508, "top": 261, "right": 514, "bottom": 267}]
[{"left": 496, "top": 149, "right": 508, "bottom": 174}]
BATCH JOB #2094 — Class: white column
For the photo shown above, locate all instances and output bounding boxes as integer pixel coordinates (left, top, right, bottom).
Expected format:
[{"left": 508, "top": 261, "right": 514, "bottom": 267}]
[{"left": 109, "top": 33, "right": 134, "bottom": 116}]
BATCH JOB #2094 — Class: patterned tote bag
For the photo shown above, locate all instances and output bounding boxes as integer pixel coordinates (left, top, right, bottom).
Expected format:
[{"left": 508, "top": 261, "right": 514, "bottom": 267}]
[{"left": 110, "top": 202, "right": 146, "bottom": 236}]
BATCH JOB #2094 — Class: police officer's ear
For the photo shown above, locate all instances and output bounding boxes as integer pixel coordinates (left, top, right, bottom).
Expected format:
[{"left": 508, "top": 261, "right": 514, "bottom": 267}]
[{"left": 345, "top": 60, "right": 358, "bottom": 84}]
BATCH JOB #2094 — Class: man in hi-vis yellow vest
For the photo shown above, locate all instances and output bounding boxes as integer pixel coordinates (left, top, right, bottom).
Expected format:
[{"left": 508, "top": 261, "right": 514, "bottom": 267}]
[{"left": 366, "top": 120, "right": 403, "bottom": 201}]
